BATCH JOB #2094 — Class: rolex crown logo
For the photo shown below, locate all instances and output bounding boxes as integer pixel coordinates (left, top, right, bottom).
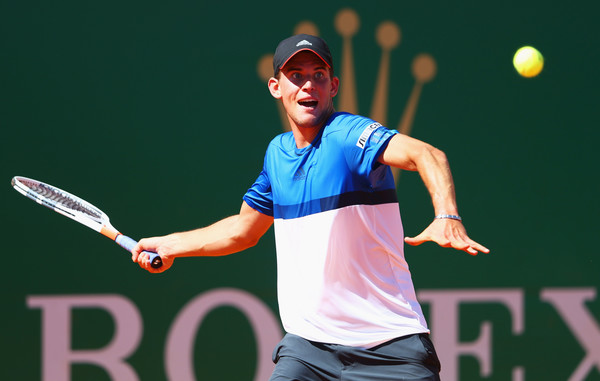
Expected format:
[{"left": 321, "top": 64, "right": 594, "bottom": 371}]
[{"left": 257, "top": 8, "right": 437, "bottom": 182}]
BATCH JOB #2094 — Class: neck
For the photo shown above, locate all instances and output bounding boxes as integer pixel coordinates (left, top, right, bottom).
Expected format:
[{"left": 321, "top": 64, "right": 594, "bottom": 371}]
[
  {"left": 288, "top": 109, "right": 335, "bottom": 149},
  {"left": 290, "top": 125, "right": 321, "bottom": 149}
]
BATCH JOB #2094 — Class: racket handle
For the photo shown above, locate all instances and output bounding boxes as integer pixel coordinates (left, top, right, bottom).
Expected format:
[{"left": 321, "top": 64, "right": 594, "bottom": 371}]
[{"left": 116, "top": 235, "right": 163, "bottom": 269}]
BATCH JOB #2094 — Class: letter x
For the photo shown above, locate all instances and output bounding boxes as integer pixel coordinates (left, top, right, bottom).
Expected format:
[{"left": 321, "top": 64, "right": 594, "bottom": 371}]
[{"left": 541, "top": 288, "right": 600, "bottom": 381}]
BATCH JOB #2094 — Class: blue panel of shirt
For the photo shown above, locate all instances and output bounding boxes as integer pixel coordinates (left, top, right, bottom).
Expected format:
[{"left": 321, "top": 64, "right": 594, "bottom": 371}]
[{"left": 243, "top": 113, "right": 398, "bottom": 219}]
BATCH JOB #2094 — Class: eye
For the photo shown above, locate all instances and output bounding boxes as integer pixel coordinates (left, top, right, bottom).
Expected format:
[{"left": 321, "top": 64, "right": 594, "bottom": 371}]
[
  {"left": 314, "top": 72, "right": 324, "bottom": 80},
  {"left": 291, "top": 72, "right": 302, "bottom": 80}
]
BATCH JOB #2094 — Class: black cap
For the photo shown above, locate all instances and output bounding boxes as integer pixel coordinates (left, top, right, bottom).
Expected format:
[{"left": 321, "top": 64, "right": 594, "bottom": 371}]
[{"left": 273, "top": 34, "right": 333, "bottom": 76}]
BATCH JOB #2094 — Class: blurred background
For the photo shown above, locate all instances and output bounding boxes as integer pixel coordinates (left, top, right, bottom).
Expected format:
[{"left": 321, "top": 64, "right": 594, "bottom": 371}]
[{"left": 1, "top": 0, "right": 598, "bottom": 380}]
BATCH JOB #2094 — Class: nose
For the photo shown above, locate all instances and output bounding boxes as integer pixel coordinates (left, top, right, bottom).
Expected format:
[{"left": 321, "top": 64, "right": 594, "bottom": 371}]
[{"left": 301, "top": 77, "right": 315, "bottom": 91}]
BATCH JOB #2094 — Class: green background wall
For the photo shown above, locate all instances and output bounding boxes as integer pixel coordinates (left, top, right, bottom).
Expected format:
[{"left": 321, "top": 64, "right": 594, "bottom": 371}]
[{"left": 1, "top": 1, "right": 599, "bottom": 380}]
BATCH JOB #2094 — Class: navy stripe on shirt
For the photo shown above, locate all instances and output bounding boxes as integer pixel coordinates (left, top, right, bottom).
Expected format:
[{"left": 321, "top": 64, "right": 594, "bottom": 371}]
[{"left": 273, "top": 188, "right": 398, "bottom": 220}]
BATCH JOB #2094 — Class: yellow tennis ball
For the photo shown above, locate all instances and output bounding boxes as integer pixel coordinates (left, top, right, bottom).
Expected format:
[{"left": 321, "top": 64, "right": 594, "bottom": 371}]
[{"left": 513, "top": 46, "right": 544, "bottom": 78}]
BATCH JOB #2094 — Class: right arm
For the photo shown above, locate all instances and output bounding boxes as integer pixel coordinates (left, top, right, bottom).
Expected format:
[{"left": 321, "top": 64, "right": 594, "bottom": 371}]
[
  {"left": 379, "top": 133, "right": 489, "bottom": 255},
  {"left": 132, "top": 201, "right": 274, "bottom": 273}
]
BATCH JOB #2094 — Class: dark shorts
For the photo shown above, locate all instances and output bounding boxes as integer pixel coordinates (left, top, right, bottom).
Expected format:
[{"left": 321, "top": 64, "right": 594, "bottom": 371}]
[{"left": 269, "top": 333, "right": 441, "bottom": 381}]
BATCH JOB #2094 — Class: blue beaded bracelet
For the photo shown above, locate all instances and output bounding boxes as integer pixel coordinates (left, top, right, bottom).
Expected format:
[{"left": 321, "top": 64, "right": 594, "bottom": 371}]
[{"left": 434, "top": 214, "right": 462, "bottom": 221}]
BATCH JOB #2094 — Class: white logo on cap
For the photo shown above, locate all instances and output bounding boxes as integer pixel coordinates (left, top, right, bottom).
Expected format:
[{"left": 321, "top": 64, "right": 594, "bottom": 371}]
[{"left": 296, "top": 40, "right": 313, "bottom": 47}]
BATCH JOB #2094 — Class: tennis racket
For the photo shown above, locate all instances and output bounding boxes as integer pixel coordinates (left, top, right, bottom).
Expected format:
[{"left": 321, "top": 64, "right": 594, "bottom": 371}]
[{"left": 11, "top": 176, "right": 162, "bottom": 268}]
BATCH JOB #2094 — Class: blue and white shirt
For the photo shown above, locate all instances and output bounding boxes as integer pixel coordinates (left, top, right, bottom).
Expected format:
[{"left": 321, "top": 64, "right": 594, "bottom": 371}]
[{"left": 244, "top": 112, "right": 429, "bottom": 348}]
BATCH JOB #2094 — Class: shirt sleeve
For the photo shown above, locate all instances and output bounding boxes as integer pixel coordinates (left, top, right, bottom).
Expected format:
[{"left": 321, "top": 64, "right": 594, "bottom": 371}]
[
  {"left": 342, "top": 116, "right": 398, "bottom": 179},
  {"left": 243, "top": 169, "right": 274, "bottom": 217}
]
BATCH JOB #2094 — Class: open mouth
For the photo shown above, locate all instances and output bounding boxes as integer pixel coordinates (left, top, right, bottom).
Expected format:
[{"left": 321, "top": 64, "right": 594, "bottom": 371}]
[{"left": 298, "top": 100, "right": 318, "bottom": 108}]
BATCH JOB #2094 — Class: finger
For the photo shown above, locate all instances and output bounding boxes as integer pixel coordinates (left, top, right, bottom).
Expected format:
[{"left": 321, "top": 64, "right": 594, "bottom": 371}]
[
  {"left": 404, "top": 236, "right": 417, "bottom": 245},
  {"left": 465, "top": 246, "right": 479, "bottom": 256},
  {"left": 131, "top": 239, "right": 151, "bottom": 263},
  {"left": 132, "top": 238, "right": 159, "bottom": 264},
  {"left": 450, "top": 238, "right": 485, "bottom": 255},
  {"left": 470, "top": 239, "right": 490, "bottom": 253},
  {"left": 446, "top": 228, "right": 489, "bottom": 255},
  {"left": 450, "top": 240, "right": 470, "bottom": 251},
  {"left": 460, "top": 239, "right": 490, "bottom": 255},
  {"left": 404, "top": 235, "right": 427, "bottom": 246},
  {"left": 131, "top": 244, "right": 141, "bottom": 262},
  {"left": 469, "top": 241, "right": 490, "bottom": 254},
  {"left": 454, "top": 233, "right": 489, "bottom": 254},
  {"left": 137, "top": 251, "right": 149, "bottom": 268}
]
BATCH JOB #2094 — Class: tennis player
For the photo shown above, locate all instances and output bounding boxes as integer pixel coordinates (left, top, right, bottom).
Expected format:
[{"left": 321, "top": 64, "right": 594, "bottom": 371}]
[{"left": 133, "top": 34, "right": 489, "bottom": 380}]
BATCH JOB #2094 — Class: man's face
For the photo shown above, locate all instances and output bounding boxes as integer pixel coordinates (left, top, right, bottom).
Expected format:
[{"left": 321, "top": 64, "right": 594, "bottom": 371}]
[{"left": 269, "top": 51, "right": 339, "bottom": 130}]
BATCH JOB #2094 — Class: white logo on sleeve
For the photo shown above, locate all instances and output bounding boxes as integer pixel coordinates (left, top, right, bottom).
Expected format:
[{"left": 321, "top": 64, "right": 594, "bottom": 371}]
[{"left": 356, "top": 123, "right": 382, "bottom": 149}]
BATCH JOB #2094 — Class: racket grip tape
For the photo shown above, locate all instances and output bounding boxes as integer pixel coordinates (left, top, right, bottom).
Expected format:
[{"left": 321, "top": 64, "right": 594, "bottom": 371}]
[{"left": 115, "top": 235, "right": 163, "bottom": 269}]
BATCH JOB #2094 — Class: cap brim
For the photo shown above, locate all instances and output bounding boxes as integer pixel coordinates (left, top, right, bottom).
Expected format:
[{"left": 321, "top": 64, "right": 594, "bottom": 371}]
[{"left": 278, "top": 48, "right": 332, "bottom": 73}]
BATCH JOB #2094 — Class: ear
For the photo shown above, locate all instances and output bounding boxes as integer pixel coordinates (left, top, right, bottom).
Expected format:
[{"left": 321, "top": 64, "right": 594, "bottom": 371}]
[
  {"left": 330, "top": 76, "right": 340, "bottom": 98},
  {"left": 268, "top": 77, "right": 282, "bottom": 99}
]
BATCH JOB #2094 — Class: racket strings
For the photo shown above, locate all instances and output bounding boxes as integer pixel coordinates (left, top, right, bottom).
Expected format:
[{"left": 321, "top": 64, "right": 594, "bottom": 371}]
[{"left": 25, "top": 180, "right": 103, "bottom": 221}]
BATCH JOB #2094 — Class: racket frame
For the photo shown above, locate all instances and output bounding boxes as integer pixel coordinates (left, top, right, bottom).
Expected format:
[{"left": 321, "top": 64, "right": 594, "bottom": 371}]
[{"left": 11, "top": 176, "right": 162, "bottom": 268}]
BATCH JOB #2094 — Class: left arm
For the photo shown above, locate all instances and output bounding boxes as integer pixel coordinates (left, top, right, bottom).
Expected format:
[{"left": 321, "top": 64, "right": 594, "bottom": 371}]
[{"left": 379, "top": 133, "right": 489, "bottom": 255}]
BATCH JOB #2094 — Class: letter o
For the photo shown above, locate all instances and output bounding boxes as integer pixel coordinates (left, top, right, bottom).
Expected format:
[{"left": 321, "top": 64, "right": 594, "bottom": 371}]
[{"left": 165, "top": 288, "right": 282, "bottom": 381}]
